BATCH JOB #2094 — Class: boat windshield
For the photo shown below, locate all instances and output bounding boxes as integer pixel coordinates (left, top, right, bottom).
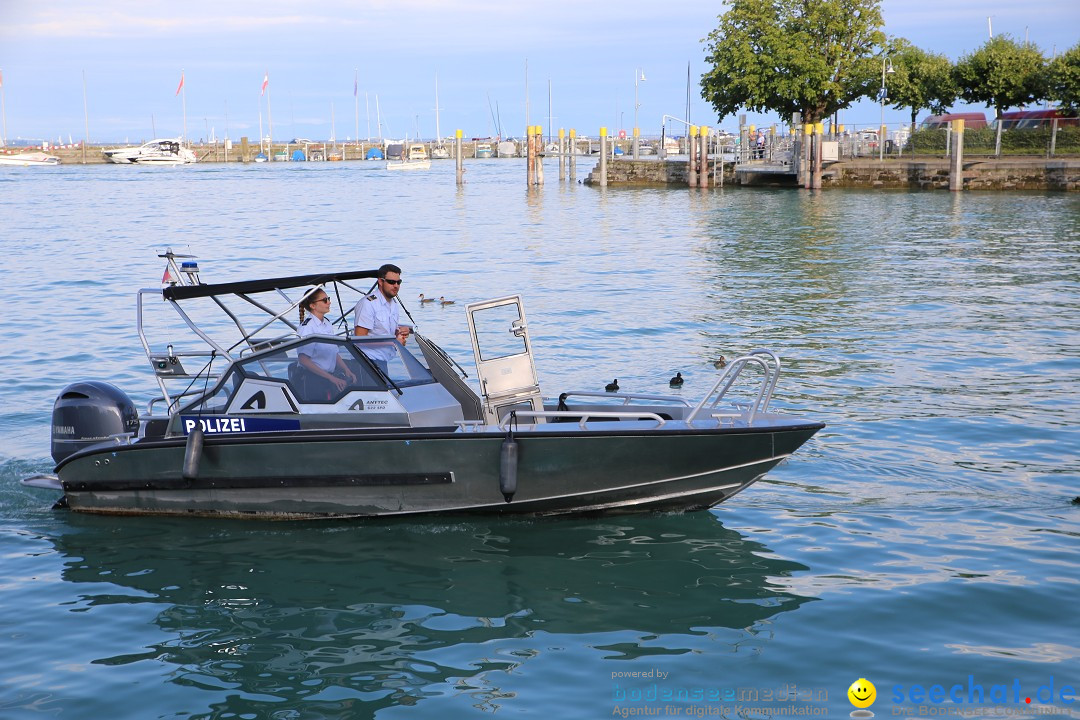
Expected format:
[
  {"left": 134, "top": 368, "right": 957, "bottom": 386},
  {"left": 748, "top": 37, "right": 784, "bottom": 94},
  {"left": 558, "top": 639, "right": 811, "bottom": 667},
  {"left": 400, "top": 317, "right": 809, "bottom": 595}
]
[
  {"left": 181, "top": 336, "right": 436, "bottom": 411},
  {"left": 351, "top": 337, "right": 433, "bottom": 386}
]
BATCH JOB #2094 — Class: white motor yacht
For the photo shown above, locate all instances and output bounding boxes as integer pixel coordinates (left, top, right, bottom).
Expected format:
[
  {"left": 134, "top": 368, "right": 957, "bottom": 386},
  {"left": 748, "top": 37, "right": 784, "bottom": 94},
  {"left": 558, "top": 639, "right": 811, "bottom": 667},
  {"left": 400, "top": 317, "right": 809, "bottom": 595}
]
[{"left": 103, "top": 139, "right": 197, "bottom": 165}]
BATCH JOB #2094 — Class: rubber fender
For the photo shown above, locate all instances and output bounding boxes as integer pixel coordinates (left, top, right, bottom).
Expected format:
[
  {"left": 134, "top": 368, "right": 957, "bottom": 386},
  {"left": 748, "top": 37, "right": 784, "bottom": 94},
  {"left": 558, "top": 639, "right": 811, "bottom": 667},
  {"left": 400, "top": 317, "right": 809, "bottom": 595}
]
[
  {"left": 499, "top": 437, "right": 518, "bottom": 502},
  {"left": 183, "top": 428, "right": 204, "bottom": 480}
]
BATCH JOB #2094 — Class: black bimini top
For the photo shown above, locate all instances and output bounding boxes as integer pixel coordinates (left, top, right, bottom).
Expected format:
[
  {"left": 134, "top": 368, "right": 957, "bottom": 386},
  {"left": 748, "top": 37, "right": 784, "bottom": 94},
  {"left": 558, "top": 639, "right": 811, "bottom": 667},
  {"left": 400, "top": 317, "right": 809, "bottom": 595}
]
[{"left": 162, "top": 269, "right": 382, "bottom": 301}]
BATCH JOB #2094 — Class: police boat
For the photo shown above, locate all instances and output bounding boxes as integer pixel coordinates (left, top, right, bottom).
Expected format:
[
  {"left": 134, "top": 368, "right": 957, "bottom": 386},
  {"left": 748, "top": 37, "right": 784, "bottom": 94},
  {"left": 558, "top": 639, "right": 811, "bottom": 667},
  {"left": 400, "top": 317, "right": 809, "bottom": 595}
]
[{"left": 22, "top": 251, "right": 824, "bottom": 519}]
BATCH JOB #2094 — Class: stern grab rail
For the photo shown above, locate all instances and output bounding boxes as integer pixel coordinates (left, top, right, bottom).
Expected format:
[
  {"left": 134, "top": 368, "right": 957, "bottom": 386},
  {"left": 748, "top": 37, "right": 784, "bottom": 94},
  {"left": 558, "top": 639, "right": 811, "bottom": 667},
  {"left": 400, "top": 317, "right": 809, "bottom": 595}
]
[{"left": 686, "top": 350, "right": 782, "bottom": 426}]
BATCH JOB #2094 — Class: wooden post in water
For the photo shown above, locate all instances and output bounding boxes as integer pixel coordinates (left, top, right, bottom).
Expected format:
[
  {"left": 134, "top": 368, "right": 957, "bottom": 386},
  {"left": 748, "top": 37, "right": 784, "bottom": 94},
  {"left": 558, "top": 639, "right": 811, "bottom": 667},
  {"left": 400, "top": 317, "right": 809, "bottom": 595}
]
[
  {"left": 455, "top": 129, "right": 464, "bottom": 186},
  {"left": 698, "top": 126, "right": 709, "bottom": 188},
  {"left": 688, "top": 125, "right": 698, "bottom": 188},
  {"left": 526, "top": 126, "right": 534, "bottom": 186},
  {"left": 812, "top": 121, "right": 824, "bottom": 189},
  {"left": 803, "top": 123, "right": 814, "bottom": 190},
  {"left": 569, "top": 129, "right": 577, "bottom": 182},
  {"left": 949, "top": 118, "right": 964, "bottom": 192},
  {"left": 240, "top": 136, "right": 250, "bottom": 163},
  {"left": 558, "top": 128, "right": 566, "bottom": 181},
  {"left": 632, "top": 127, "right": 640, "bottom": 160},
  {"left": 536, "top": 126, "right": 544, "bottom": 186},
  {"left": 598, "top": 127, "right": 608, "bottom": 187}
]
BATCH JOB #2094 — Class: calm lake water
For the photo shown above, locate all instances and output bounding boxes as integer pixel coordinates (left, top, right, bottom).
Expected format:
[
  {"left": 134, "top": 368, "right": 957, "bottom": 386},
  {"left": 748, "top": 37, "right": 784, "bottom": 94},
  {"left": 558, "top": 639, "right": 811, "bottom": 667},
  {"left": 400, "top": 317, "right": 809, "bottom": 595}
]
[{"left": 1, "top": 160, "right": 1078, "bottom": 719}]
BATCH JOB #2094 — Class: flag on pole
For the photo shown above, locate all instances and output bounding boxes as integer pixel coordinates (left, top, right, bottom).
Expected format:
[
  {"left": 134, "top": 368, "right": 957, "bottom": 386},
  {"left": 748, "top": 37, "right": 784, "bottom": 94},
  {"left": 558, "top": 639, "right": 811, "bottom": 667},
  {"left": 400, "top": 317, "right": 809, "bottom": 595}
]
[
  {"left": 261, "top": 72, "right": 269, "bottom": 96},
  {"left": 162, "top": 266, "right": 174, "bottom": 284},
  {"left": 0, "top": 69, "right": 4, "bottom": 88},
  {"left": 175, "top": 72, "right": 184, "bottom": 96}
]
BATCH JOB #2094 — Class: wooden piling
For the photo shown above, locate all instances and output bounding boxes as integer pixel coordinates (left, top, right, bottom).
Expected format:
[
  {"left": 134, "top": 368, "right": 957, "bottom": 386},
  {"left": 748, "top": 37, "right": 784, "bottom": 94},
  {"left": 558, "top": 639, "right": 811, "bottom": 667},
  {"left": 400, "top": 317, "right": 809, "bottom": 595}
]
[
  {"left": 688, "top": 125, "right": 698, "bottom": 188},
  {"left": 526, "top": 126, "right": 534, "bottom": 186},
  {"left": 599, "top": 127, "right": 608, "bottom": 187},
  {"left": 535, "top": 126, "right": 544, "bottom": 186},
  {"left": 812, "top": 122, "right": 823, "bottom": 189},
  {"left": 455, "top": 129, "right": 464, "bottom": 186},
  {"left": 698, "top": 126, "right": 708, "bottom": 188},
  {"left": 558, "top": 128, "right": 566, "bottom": 181},
  {"left": 569, "top": 129, "right": 577, "bottom": 182},
  {"left": 949, "top": 118, "right": 965, "bottom": 192},
  {"left": 632, "top": 127, "right": 640, "bottom": 160}
]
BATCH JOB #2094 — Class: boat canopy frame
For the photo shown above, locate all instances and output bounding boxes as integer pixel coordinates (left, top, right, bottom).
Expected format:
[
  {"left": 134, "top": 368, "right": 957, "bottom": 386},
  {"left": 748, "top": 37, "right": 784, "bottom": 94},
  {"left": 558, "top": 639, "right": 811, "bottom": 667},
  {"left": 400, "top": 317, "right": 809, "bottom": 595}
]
[{"left": 137, "top": 254, "right": 392, "bottom": 417}]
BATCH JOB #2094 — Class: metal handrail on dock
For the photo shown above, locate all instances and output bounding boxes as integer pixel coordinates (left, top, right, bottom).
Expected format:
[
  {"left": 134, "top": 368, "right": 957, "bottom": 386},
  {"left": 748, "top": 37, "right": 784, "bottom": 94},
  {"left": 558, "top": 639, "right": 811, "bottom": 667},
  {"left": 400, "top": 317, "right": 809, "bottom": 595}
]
[{"left": 686, "top": 350, "right": 782, "bottom": 426}]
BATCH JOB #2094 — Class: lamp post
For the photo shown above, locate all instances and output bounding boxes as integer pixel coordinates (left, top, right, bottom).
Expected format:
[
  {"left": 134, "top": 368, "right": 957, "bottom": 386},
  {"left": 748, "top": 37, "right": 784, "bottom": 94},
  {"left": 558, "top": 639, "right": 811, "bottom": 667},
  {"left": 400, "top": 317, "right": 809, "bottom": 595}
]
[
  {"left": 879, "top": 55, "right": 894, "bottom": 161},
  {"left": 634, "top": 68, "right": 645, "bottom": 159}
]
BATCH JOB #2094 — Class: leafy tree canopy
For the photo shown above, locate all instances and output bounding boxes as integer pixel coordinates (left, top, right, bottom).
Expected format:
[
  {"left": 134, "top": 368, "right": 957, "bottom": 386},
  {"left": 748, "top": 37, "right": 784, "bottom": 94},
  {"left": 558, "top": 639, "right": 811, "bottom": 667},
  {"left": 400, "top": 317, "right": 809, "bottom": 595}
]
[
  {"left": 1047, "top": 42, "right": 1080, "bottom": 111},
  {"left": 701, "top": 0, "right": 887, "bottom": 124},
  {"left": 886, "top": 38, "right": 956, "bottom": 127},
  {"left": 953, "top": 35, "right": 1046, "bottom": 118}
]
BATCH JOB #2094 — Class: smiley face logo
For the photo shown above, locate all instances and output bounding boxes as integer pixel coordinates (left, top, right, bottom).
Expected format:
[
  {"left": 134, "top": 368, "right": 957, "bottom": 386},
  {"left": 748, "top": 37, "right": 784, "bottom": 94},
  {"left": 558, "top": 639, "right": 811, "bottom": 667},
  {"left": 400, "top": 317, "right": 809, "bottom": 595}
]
[{"left": 848, "top": 678, "right": 877, "bottom": 709}]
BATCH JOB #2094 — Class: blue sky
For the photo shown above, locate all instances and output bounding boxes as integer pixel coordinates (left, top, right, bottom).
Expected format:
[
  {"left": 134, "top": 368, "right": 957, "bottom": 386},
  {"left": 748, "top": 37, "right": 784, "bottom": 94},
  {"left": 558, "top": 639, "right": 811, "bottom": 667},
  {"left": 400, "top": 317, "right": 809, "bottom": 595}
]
[{"left": 1, "top": 0, "right": 1077, "bottom": 144}]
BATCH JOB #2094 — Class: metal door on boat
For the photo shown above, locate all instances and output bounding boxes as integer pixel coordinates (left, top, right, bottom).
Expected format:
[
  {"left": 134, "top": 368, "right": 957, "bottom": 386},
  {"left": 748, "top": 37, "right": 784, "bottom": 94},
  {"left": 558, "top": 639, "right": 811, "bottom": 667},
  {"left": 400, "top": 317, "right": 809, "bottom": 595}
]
[{"left": 465, "top": 295, "right": 543, "bottom": 423}]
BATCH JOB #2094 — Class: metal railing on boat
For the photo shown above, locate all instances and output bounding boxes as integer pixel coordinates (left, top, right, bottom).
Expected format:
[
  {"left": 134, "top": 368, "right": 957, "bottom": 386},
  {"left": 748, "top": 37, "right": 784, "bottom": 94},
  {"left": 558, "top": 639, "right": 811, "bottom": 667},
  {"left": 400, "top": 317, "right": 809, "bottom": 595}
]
[
  {"left": 499, "top": 410, "right": 668, "bottom": 429},
  {"left": 686, "top": 349, "right": 781, "bottom": 426}
]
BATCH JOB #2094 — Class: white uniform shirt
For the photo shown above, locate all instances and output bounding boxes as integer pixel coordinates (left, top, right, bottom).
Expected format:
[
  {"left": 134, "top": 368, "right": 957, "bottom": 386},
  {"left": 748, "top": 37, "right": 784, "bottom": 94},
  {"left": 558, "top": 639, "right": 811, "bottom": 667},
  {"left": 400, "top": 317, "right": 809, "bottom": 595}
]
[
  {"left": 297, "top": 314, "right": 339, "bottom": 373},
  {"left": 354, "top": 290, "right": 400, "bottom": 337}
]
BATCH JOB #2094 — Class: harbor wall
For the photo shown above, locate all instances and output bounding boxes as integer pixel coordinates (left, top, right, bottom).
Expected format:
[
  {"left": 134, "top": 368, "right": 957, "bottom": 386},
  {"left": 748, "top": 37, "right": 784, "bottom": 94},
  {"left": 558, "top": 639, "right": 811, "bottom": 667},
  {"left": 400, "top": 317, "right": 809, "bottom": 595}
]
[
  {"left": 582, "top": 159, "right": 736, "bottom": 186},
  {"left": 820, "top": 158, "right": 1080, "bottom": 192},
  {"left": 587, "top": 158, "right": 1080, "bottom": 192}
]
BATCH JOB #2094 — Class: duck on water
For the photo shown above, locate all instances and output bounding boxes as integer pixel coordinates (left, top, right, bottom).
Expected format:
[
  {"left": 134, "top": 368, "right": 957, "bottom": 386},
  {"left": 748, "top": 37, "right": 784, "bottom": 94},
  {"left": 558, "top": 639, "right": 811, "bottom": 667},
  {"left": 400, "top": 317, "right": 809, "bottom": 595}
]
[{"left": 21, "top": 250, "right": 824, "bottom": 520}]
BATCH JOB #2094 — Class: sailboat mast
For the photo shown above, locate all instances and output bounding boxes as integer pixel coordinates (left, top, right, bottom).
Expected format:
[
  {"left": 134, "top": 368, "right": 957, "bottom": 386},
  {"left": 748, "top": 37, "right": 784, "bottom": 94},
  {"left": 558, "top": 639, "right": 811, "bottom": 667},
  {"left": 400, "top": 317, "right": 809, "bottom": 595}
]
[
  {"left": 365, "top": 93, "right": 371, "bottom": 142},
  {"left": 376, "top": 95, "right": 382, "bottom": 140},
  {"left": 182, "top": 71, "right": 187, "bottom": 145},
  {"left": 0, "top": 67, "right": 6, "bottom": 147},
  {"left": 547, "top": 79, "right": 552, "bottom": 145},
  {"left": 435, "top": 74, "right": 442, "bottom": 144},
  {"left": 267, "top": 72, "right": 273, "bottom": 148},
  {"left": 82, "top": 69, "right": 89, "bottom": 163},
  {"left": 354, "top": 68, "right": 359, "bottom": 147}
]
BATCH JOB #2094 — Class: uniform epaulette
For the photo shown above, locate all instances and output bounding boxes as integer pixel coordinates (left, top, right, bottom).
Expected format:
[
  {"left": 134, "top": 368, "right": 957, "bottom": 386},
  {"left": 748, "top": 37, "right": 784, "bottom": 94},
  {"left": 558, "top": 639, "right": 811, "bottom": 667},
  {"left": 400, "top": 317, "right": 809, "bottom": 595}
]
[
  {"left": 300, "top": 318, "right": 311, "bottom": 326},
  {"left": 367, "top": 294, "right": 377, "bottom": 301}
]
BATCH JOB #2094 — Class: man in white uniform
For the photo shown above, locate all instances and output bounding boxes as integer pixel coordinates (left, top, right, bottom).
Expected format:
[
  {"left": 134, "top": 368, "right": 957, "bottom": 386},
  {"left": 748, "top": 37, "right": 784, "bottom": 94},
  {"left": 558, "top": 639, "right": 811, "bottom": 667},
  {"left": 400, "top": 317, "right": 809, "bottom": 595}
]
[{"left": 354, "top": 263, "right": 409, "bottom": 374}]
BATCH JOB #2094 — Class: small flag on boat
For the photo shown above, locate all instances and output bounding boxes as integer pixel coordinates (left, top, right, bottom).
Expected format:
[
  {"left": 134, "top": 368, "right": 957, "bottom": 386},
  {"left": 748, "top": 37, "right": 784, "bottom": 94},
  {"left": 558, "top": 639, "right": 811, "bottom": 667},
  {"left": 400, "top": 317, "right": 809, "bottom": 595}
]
[
  {"left": 0, "top": 69, "right": 4, "bottom": 89},
  {"left": 175, "top": 72, "right": 184, "bottom": 96},
  {"left": 261, "top": 72, "right": 269, "bottom": 96},
  {"left": 162, "top": 266, "right": 174, "bottom": 284}
]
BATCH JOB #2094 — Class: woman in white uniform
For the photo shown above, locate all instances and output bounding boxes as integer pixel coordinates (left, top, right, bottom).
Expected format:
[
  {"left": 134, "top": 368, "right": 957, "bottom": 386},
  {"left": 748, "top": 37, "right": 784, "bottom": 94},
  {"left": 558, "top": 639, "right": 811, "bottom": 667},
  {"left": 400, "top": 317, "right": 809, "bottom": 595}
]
[{"left": 296, "top": 288, "right": 356, "bottom": 401}]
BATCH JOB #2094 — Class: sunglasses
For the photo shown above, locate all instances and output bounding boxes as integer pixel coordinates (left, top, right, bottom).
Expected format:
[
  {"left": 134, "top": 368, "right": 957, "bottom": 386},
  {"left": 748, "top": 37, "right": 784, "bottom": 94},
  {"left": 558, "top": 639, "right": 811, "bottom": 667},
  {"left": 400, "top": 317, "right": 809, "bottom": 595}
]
[
  {"left": 382, "top": 278, "right": 403, "bottom": 286},
  {"left": 314, "top": 297, "right": 331, "bottom": 304}
]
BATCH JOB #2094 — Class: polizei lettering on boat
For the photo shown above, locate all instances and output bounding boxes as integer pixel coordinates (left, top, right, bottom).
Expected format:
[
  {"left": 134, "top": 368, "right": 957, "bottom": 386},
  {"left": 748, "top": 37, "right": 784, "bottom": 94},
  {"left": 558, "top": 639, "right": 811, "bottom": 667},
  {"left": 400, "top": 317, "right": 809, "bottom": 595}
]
[
  {"left": 179, "top": 416, "right": 303, "bottom": 435},
  {"left": 184, "top": 417, "right": 247, "bottom": 434}
]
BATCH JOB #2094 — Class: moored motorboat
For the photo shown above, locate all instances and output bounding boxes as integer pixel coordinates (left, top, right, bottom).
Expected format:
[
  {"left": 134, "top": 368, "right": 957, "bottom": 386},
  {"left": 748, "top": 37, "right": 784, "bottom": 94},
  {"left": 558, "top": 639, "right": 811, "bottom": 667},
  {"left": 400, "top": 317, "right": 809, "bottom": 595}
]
[
  {"left": 0, "top": 151, "right": 61, "bottom": 166},
  {"left": 103, "top": 138, "right": 197, "bottom": 165},
  {"left": 386, "top": 143, "right": 431, "bottom": 170},
  {"left": 22, "top": 251, "right": 823, "bottom": 519}
]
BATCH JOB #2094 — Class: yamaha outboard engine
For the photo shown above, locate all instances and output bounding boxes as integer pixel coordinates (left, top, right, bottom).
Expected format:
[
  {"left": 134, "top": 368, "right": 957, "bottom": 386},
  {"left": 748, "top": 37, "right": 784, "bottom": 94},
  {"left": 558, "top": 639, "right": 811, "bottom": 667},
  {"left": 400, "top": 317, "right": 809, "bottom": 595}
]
[{"left": 51, "top": 381, "right": 139, "bottom": 464}]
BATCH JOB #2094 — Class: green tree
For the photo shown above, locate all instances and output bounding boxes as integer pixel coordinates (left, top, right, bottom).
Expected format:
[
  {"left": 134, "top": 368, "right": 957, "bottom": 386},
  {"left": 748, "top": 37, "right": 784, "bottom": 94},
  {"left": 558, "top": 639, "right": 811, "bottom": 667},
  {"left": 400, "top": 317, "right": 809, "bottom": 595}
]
[
  {"left": 701, "top": 0, "right": 886, "bottom": 125},
  {"left": 953, "top": 35, "right": 1046, "bottom": 155},
  {"left": 886, "top": 39, "right": 956, "bottom": 138},
  {"left": 1047, "top": 42, "right": 1080, "bottom": 111}
]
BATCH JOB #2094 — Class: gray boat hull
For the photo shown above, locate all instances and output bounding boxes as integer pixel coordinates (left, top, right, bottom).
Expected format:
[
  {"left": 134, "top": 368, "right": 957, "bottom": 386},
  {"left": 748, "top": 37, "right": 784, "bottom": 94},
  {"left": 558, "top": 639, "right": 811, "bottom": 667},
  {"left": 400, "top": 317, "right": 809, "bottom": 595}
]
[{"left": 57, "top": 422, "right": 822, "bottom": 518}]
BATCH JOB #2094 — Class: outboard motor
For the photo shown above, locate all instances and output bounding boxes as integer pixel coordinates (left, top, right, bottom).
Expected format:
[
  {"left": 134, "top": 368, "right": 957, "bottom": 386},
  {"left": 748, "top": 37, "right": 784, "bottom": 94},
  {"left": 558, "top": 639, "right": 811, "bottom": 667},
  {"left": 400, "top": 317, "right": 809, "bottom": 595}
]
[{"left": 51, "top": 381, "right": 139, "bottom": 464}]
